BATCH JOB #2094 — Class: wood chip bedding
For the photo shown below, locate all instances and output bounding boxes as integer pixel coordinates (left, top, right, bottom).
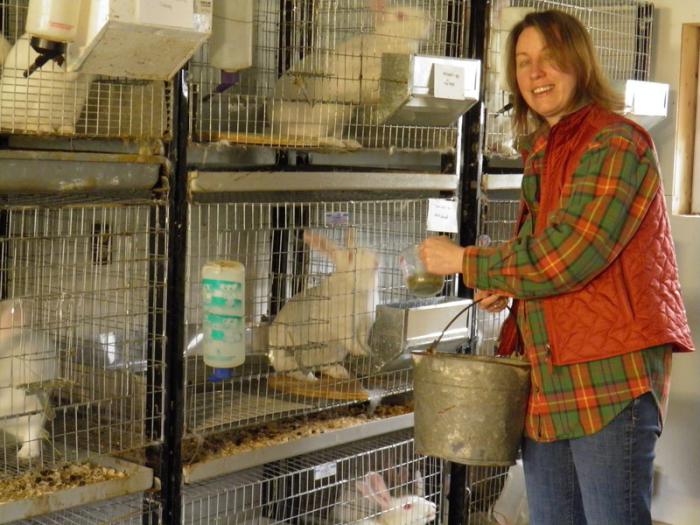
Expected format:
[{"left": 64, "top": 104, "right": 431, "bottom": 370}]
[
  {"left": 182, "top": 403, "right": 413, "bottom": 464},
  {"left": 0, "top": 462, "right": 127, "bottom": 503}
]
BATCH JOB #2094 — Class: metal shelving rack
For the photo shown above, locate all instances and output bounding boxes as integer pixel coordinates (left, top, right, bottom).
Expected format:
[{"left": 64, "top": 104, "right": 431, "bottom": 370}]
[
  {"left": 2, "top": 1, "right": 660, "bottom": 524},
  {"left": 175, "top": 2, "right": 480, "bottom": 524},
  {"left": 0, "top": 2, "right": 172, "bottom": 522}
]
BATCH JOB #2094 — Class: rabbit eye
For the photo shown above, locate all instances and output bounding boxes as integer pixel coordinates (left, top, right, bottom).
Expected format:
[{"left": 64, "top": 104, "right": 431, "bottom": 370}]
[{"left": 402, "top": 503, "right": 413, "bottom": 510}]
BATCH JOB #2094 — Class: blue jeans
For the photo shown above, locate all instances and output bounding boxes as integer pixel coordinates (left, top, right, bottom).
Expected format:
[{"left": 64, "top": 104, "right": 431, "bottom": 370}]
[{"left": 522, "top": 393, "right": 660, "bottom": 525}]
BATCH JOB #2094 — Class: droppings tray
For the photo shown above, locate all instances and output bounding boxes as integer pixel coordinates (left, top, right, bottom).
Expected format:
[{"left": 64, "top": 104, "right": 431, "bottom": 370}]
[{"left": 0, "top": 456, "right": 153, "bottom": 524}]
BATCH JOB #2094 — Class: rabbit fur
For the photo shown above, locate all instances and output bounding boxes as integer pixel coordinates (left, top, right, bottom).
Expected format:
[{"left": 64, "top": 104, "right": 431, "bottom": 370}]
[
  {"left": 334, "top": 471, "right": 437, "bottom": 524},
  {"left": 0, "top": 33, "right": 93, "bottom": 134},
  {"left": 0, "top": 36, "right": 10, "bottom": 67},
  {"left": 0, "top": 299, "right": 56, "bottom": 459},
  {"left": 268, "top": 229, "right": 378, "bottom": 382},
  {"left": 269, "top": 0, "right": 431, "bottom": 145}
]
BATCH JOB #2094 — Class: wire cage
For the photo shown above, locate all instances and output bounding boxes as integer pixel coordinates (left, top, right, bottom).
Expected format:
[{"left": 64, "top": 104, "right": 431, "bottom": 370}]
[
  {"left": 14, "top": 493, "right": 161, "bottom": 525},
  {"left": 484, "top": 0, "right": 654, "bottom": 158},
  {"left": 184, "top": 194, "right": 457, "bottom": 437},
  {"left": 0, "top": 190, "right": 167, "bottom": 477},
  {"left": 465, "top": 464, "right": 518, "bottom": 524},
  {"left": 182, "top": 429, "right": 444, "bottom": 524},
  {"left": 456, "top": 194, "right": 522, "bottom": 524},
  {"left": 472, "top": 195, "right": 520, "bottom": 356},
  {"left": 0, "top": 0, "right": 172, "bottom": 140},
  {"left": 189, "top": 0, "right": 471, "bottom": 152}
]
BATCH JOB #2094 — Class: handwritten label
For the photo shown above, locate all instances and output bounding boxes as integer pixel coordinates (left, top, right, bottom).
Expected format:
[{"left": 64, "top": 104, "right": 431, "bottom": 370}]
[
  {"left": 138, "top": 0, "right": 193, "bottom": 29},
  {"left": 433, "top": 63, "right": 464, "bottom": 100},
  {"left": 314, "top": 461, "right": 337, "bottom": 480},
  {"left": 427, "top": 198, "right": 459, "bottom": 233}
]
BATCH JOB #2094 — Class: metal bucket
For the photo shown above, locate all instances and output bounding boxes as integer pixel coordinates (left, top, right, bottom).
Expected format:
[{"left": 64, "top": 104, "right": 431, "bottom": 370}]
[{"left": 412, "top": 351, "right": 531, "bottom": 466}]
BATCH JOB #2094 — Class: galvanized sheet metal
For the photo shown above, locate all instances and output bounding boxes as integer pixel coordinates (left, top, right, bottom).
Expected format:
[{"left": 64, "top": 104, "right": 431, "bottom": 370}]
[{"left": 413, "top": 351, "right": 530, "bottom": 466}]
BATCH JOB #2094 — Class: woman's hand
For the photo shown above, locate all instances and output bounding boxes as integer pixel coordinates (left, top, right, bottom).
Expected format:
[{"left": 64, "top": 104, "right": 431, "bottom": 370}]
[
  {"left": 475, "top": 289, "right": 510, "bottom": 313},
  {"left": 418, "top": 236, "right": 466, "bottom": 276}
]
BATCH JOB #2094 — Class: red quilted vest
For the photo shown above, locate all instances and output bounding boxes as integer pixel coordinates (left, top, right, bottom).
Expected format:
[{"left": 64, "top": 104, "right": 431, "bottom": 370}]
[{"left": 529, "top": 104, "right": 694, "bottom": 365}]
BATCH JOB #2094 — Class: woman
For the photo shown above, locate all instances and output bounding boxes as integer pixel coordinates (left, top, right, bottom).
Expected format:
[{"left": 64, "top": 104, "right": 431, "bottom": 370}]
[{"left": 420, "top": 9, "right": 694, "bottom": 525}]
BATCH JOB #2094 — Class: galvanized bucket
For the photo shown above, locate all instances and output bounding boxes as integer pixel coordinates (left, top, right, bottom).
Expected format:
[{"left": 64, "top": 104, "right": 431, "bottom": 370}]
[{"left": 412, "top": 351, "right": 531, "bottom": 466}]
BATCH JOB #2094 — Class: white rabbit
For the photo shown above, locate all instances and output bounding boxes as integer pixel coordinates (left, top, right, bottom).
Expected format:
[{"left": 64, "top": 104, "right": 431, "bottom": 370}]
[
  {"left": 0, "top": 36, "right": 11, "bottom": 67},
  {"left": 0, "top": 33, "right": 93, "bottom": 134},
  {"left": 267, "top": 98, "right": 357, "bottom": 150},
  {"left": 334, "top": 471, "right": 438, "bottom": 524},
  {"left": 0, "top": 299, "right": 57, "bottom": 460},
  {"left": 268, "top": 229, "right": 378, "bottom": 382},
  {"left": 385, "top": 468, "right": 426, "bottom": 499},
  {"left": 269, "top": 0, "right": 432, "bottom": 146}
]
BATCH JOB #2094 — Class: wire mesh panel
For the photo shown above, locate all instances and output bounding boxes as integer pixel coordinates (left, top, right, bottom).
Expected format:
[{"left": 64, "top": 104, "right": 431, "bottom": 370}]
[
  {"left": 182, "top": 429, "right": 444, "bottom": 524},
  {"left": 472, "top": 196, "right": 519, "bottom": 356},
  {"left": 14, "top": 493, "right": 161, "bottom": 524},
  {"left": 0, "top": 191, "right": 167, "bottom": 476},
  {"left": 454, "top": 194, "right": 522, "bottom": 524},
  {"left": 484, "top": 0, "right": 654, "bottom": 158},
  {"left": 0, "top": 1, "right": 172, "bottom": 139},
  {"left": 190, "top": 0, "right": 470, "bottom": 151},
  {"left": 464, "top": 465, "right": 512, "bottom": 524},
  {"left": 184, "top": 195, "right": 456, "bottom": 437}
]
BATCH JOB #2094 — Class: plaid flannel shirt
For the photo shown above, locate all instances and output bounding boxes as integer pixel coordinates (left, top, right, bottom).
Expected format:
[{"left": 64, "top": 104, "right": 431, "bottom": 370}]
[{"left": 463, "top": 114, "right": 671, "bottom": 442}]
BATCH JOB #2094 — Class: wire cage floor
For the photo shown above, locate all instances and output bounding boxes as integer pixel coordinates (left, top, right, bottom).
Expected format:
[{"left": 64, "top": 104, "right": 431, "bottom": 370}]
[
  {"left": 7, "top": 493, "right": 160, "bottom": 525},
  {"left": 182, "top": 428, "right": 444, "bottom": 524}
]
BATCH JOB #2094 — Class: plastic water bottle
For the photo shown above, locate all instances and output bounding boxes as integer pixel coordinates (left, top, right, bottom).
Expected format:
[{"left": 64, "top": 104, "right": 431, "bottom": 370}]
[
  {"left": 201, "top": 260, "right": 245, "bottom": 381},
  {"left": 209, "top": 0, "right": 253, "bottom": 73},
  {"left": 26, "top": 0, "right": 83, "bottom": 43}
]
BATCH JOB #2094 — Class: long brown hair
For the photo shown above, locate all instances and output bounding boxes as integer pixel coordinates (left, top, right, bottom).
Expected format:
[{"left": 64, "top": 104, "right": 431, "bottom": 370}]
[{"left": 505, "top": 9, "right": 624, "bottom": 134}]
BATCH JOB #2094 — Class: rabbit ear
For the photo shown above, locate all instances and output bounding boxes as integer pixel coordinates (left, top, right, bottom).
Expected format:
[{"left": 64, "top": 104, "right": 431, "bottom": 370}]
[
  {"left": 0, "top": 301, "right": 10, "bottom": 332},
  {"left": 303, "top": 230, "right": 340, "bottom": 256},
  {"left": 342, "top": 228, "right": 360, "bottom": 268},
  {"left": 370, "top": 0, "right": 387, "bottom": 13},
  {"left": 344, "top": 227, "right": 357, "bottom": 248},
  {"left": 357, "top": 472, "right": 393, "bottom": 510},
  {"left": 387, "top": 466, "right": 409, "bottom": 490},
  {"left": 0, "top": 299, "right": 22, "bottom": 334},
  {"left": 413, "top": 470, "right": 425, "bottom": 497}
]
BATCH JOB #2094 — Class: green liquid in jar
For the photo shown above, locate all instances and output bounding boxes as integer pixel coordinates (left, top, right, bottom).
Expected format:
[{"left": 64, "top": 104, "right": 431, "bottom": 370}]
[{"left": 406, "top": 273, "right": 444, "bottom": 296}]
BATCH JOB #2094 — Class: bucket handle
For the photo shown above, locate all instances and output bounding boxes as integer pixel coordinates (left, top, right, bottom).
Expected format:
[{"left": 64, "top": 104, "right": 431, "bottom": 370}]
[{"left": 426, "top": 297, "right": 488, "bottom": 353}]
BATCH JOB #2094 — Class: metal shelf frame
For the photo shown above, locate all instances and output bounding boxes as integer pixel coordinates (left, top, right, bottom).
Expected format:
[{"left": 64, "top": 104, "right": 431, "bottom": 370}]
[{"left": 0, "top": 1, "right": 491, "bottom": 523}]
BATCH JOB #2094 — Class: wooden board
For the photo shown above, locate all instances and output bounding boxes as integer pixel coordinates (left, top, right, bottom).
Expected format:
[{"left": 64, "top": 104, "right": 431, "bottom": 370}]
[
  {"left": 676, "top": 24, "right": 700, "bottom": 213},
  {"left": 267, "top": 374, "right": 369, "bottom": 401},
  {"left": 194, "top": 131, "right": 362, "bottom": 151}
]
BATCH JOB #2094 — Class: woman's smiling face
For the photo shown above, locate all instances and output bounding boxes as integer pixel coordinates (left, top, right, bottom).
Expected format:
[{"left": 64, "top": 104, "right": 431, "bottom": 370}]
[{"left": 515, "top": 26, "right": 577, "bottom": 127}]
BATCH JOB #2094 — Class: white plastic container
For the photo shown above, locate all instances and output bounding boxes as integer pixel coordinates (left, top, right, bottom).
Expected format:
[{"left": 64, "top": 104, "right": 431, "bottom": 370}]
[
  {"left": 201, "top": 260, "right": 246, "bottom": 378},
  {"left": 26, "top": 0, "right": 83, "bottom": 43},
  {"left": 209, "top": 0, "right": 254, "bottom": 72},
  {"left": 66, "top": 0, "right": 212, "bottom": 80}
]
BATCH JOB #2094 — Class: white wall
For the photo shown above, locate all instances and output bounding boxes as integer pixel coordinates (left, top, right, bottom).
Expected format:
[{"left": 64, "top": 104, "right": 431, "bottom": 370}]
[{"left": 648, "top": 2, "right": 700, "bottom": 525}]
